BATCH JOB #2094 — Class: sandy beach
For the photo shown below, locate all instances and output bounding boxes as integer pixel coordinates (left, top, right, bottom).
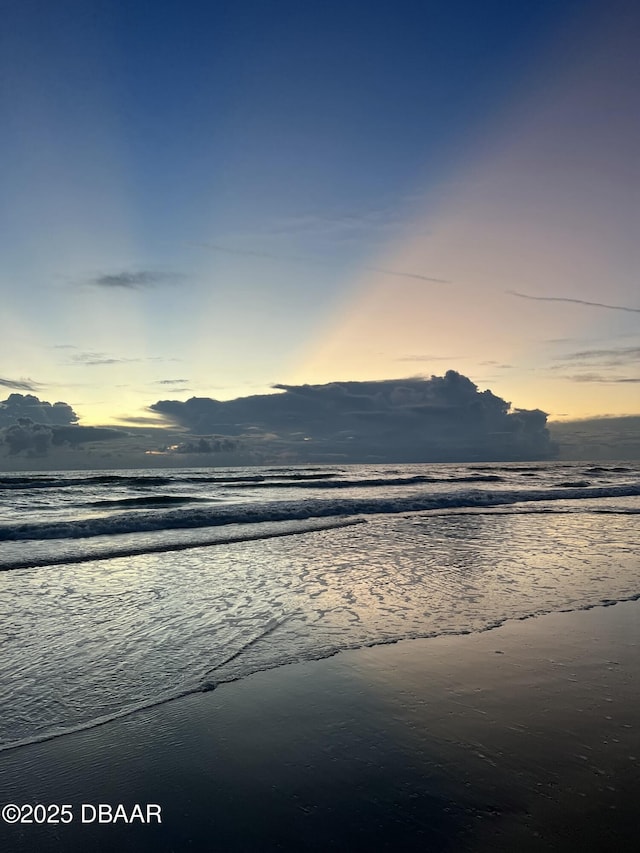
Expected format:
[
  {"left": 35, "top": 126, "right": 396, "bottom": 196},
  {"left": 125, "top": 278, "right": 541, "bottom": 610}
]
[{"left": 1, "top": 599, "right": 638, "bottom": 852}]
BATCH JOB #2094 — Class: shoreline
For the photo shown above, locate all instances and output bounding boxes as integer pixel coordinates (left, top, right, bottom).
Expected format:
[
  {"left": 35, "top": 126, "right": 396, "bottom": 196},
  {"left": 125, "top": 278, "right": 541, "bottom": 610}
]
[
  {"left": 1, "top": 600, "right": 638, "bottom": 851},
  {"left": 2, "top": 593, "right": 639, "bottom": 759}
]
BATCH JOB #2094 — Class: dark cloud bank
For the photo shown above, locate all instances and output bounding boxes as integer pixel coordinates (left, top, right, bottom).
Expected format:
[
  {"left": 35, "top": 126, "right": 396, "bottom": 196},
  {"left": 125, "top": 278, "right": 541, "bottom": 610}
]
[
  {"left": 0, "top": 394, "right": 78, "bottom": 428},
  {"left": 3, "top": 376, "right": 639, "bottom": 467},
  {"left": 152, "top": 372, "right": 555, "bottom": 463},
  {"left": 0, "top": 394, "right": 126, "bottom": 459},
  {"left": 549, "top": 416, "right": 640, "bottom": 462}
]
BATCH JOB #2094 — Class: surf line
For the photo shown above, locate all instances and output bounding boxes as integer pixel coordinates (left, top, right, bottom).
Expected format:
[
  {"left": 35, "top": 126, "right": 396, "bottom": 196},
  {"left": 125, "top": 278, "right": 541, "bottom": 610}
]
[{"left": 0, "top": 518, "right": 368, "bottom": 573}]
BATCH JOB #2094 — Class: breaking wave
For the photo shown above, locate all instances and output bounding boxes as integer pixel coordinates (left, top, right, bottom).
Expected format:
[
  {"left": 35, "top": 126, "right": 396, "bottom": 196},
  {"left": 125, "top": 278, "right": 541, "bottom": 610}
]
[{"left": 2, "top": 482, "right": 639, "bottom": 543}]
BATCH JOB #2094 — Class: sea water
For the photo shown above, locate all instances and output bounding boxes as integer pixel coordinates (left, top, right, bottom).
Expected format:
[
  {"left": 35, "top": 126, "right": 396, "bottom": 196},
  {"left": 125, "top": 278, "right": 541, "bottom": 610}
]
[{"left": 1, "top": 461, "right": 639, "bottom": 750}]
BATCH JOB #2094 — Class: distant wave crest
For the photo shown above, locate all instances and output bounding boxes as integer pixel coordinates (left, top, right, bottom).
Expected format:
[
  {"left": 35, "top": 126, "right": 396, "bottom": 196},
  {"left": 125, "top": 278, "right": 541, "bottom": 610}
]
[
  {"left": 2, "top": 482, "right": 639, "bottom": 543},
  {"left": 0, "top": 471, "right": 341, "bottom": 491}
]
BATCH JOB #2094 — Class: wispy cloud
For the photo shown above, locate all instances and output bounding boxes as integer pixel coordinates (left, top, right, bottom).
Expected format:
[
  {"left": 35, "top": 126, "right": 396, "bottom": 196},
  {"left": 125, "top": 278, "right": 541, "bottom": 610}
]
[
  {"left": 564, "top": 373, "right": 640, "bottom": 383},
  {"left": 508, "top": 291, "right": 640, "bottom": 314},
  {"left": 550, "top": 346, "right": 640, "bottom": 373},
  {"left": 153, "top": 379, "right": 190, "bottom": 386},
  {"left": 479, "top": 361, "right": 514, "bottom": 368},
  {"left": 564, "top": 346, "right": 640, "bottom": 362},
  {"left": 364, "top": 266, "right": 449, "bottom": 284},
  {"left": 115, "top": 415, "right": 173, "bottom": 425},
  {"left": 68, "top": 351, "right": 140, "bottom": 366},
  {"left": 64, "top": 352, "right": 182, "bottom": 368},
  {"left": 395, "top": 354, "right": 461, "bottom": 362},
  {"left": 87, "top": 270, "right": 184, "bottom": 289},
  {"left": 0, "top": 376, "right": 42, "bottom": 392},
  {"left": 221, "top": 204, "right": 413, "bottom": 244},
  {"left": 189, "top": 242, "right": 451, "bottom": 284}
]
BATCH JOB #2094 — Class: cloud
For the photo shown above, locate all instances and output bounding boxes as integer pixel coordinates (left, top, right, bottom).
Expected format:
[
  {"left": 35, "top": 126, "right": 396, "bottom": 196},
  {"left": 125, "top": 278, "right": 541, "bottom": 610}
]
[
  {"left": 64, "top": 353, "right": 181, "bottom": 368},
  {"left": 479, "top": 361, "right": 514, "bottom": 368},
  {"left": 549, "top": 416, "right": 640, "bottom": 460},
  {"left": 163, "top": 436, "right": 242, "bottom": 454},
  {"left": 550, "top": 346, "right": 640, "bottom": 383},
  {"left": 508, "top": 291, "right": 640, "bottom": 314},
  {"left": 0, "top": 377, "right": 41, "bottom": 392},
  {"left": 0, "top": 394, "right": 78, "bottom": 428},
  {"left": 50, "top": 426, "right": 129, "bottom": 446},
  {"left": 153, "top": 379, "right": 190, "bottom": 385},
  {"left": 250, "top": 205, "right": 409, "bottom": 242},
  {"left": 563, "top": 373, "right": 640, "bottom": 383},
  {"left": 0, "top": 419, "right": 128, "bottom": 457},
  {"left": 0, "top": 394, "right": 131, "bottom": 457},
  {"left": 365, "top": 266, "right": 450, "bottom": 284},
  {"left": 2, "top": 421, "right": 53, "bottom": 456},
  {"left": 87, "top": 270, "right": 184, "bottom": 289},
  {"left": 151, "top": 371, "right": 555, "bottom": 462},
  {"left": 560, "top": 346, "right": 640, "bottom": 364},
  {"left": 395, "top": 355, "right": 461, "bottom": 362},
  {"left": 189, "top": 242, "right": 451, "bottom": 284},
  {"left": 68, "top": 351, "right": 140, "bottom": 366},
  {"left": 116, "top": 415, "right": 172, "bottom": 426}
]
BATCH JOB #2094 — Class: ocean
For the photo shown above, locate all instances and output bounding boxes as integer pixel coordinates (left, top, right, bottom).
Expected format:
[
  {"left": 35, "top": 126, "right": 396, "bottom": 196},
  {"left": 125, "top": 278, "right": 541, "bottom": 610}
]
[{"left": 1, "top": 461, "right": 639, "bottom": 753}]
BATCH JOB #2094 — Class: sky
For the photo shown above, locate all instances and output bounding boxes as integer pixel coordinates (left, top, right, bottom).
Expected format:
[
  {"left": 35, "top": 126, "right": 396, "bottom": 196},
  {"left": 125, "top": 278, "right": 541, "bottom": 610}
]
[{"left": 1, "top": 0, "right": 638, "bottom": 445}]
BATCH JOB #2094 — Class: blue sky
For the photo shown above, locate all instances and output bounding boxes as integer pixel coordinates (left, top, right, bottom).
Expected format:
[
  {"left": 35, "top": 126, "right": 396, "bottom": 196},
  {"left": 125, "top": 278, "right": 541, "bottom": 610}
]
[{"left": 1, "top": 0, "right": 638, "bottom": 426}]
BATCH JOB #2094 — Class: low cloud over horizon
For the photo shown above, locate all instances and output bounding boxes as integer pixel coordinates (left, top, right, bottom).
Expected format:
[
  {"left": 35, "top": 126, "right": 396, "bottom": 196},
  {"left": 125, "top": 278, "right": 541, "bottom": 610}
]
[
  {"left": 0, "top": 394, "right": 127, "bottom": 459},
  {"left": 151, "top": 371, "right": 555, "bottom": 463},
  {"left": 2, "top": 377, "right": 640, "bottom": 468}
]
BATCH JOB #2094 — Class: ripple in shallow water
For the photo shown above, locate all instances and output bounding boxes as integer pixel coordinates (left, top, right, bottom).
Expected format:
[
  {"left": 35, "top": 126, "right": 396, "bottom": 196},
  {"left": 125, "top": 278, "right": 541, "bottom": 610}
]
[{"left": 0, "top": 505, "right": 638, "bottom": 750}]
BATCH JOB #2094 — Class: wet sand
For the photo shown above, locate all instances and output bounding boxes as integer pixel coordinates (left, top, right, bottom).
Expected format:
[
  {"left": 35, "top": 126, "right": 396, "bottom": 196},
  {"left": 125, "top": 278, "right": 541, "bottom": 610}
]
[{"left": 1, "top": 600, "right": 638, "bottom": 852}]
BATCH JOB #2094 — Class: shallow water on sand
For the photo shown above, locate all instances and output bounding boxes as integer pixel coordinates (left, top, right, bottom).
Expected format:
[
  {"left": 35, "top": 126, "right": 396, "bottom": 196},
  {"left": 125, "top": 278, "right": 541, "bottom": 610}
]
[{"left": 1, "top": 494, "right": 638, "bottom": 750}]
